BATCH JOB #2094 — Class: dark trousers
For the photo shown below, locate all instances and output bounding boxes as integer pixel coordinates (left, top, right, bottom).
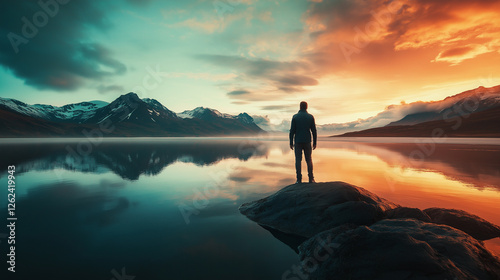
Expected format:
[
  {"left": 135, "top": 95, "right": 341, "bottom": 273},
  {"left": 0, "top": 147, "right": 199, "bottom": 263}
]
[{"left": 294, "top": 142, "right": 313, "bottom": 180}]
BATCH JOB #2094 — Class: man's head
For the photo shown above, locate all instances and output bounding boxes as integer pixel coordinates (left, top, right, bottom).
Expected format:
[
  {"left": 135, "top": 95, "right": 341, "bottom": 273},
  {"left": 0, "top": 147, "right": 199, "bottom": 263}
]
[{"left": 300, "top": 101, "right": 308, "bottom": 110}]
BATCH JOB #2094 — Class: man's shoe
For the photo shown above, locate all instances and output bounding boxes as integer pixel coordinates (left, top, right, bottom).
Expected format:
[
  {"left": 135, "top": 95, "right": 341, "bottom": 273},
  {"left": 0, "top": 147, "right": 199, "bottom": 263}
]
[
  {"left": 309, "top": 178, "right": 316, "bottom": 183},
  {"left": 295, "top": 179, "right": 302, "bottom": 184}
]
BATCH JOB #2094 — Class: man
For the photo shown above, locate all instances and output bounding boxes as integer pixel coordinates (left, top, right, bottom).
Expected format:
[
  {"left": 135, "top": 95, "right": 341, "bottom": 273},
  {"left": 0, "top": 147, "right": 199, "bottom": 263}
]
[{"left": 289, "top": 101, "right": 317, "bottom": 183}]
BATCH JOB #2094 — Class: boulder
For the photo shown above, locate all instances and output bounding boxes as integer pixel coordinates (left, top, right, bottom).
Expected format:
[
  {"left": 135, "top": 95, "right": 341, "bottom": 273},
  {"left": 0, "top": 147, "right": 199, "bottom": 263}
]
[
  {"left": 424, "top": 208, "right": 500, "bottom": 240},
  {"left": 386, "top": 206, "right": 432, "bottom": 222},
  {"left": 240, "top": 182, "right": 500, "bottom": 279},
  {"left": 297, "top": 219, "right": 500, "bottom": 280},
  {"left": 239, "top": 181, "right": 399, "bottom": 238}
]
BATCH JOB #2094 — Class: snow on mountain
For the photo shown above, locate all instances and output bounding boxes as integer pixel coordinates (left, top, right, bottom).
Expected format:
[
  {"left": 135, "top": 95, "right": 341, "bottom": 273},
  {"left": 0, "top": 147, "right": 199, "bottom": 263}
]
[
  {"left": 0, "top": 98, "right": 46, "bottom": 119},
  {"left": 235, "top": 113, "right": 254, "bottom": 124},
  {"left": 177, "top": 107, "right": 204, "bottom": 119},
  {"left": 386, "top": 85, "right": 500, "bottom": 127},
  {"left": 0, "top": 93, "right": 263, "bottom": 136},
  {"left": 48, "top": 101, "right": 109, "bottom": 122},
  {"left": 176, "top": 111, "right": 194, "bottom": 119},
  {"left": 84, "top": 92, "right": 142, "bottom": 124},
  {"left": 177, "top": 107, "right": 243, "bottom": 120},
  {"left": 0, "top": 97, "right": 108, "bottom": 123},
  {"left": 142, "top": 98, "right": 178, "bottom": 119},
  {"left": 82, "top": 93, "right": 186, "bottom": 126}
]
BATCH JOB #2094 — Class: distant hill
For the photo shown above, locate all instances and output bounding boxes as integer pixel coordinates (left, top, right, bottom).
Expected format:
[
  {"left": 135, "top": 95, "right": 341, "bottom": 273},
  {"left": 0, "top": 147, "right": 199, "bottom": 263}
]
[
  {"left": 308, "top": 85, "right": 500, "bottom": 136},
  {"left": 335, "top": 106, "right": 500, "bottom": 137},
  {"left": 0, "top": 93, "right": 264, "bottom": 137},
  {"left": 386, "top": 85, "right": 500, "bottom": 127}
]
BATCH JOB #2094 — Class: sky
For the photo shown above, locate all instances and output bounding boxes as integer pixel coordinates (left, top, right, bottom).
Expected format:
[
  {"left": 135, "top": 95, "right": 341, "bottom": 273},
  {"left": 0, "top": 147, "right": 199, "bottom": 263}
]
[{"left": 1, "top": 0, "right": 500, "bottom": 126}]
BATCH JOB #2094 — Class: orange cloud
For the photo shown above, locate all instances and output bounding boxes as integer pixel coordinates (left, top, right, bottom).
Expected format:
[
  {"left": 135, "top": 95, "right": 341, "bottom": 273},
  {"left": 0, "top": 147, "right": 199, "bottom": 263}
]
[
  {"left": 265, "top": 0, "right": 500, "bottom": 125},
  {"left": 433, "top": 44, "right": 492, "bottom": 65},
  {"left": 304, "top": 0, "right": 500, "bottom": 66}
]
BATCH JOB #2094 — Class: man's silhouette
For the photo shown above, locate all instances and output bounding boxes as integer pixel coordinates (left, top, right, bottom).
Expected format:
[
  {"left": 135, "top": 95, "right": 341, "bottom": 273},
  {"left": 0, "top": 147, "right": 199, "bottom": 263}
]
[{"left": 289, "top": 101, "right": 317, "bottom": 183}]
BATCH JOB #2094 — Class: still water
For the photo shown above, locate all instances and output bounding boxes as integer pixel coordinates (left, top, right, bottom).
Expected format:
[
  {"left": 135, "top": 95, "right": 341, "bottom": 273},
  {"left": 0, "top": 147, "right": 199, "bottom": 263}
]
[{"left": 0, "top": 137, "right": 499, "bottom": 280}]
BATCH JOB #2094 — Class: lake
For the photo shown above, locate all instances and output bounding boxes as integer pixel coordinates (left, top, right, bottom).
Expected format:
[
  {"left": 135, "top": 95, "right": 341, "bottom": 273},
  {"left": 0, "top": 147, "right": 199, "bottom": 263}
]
[{"left": 1, "top": 137, "right": 499, "bottom": 280}]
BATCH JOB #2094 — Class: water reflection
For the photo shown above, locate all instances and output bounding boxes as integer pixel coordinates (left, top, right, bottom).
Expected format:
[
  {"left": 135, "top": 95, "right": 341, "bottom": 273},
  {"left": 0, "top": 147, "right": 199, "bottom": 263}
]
[
  {"left": 358, "top": 142, "right": 500, "bottom": 191},
  {"left": 1, "top": 169, "right": 297, "bottom": 280},
  {"left": 0, "top": 138, "right": 269, "bottom": 180},
  {"left": 2, "top": 139, "right": 498, "bottom": 190},
  {"left": 0, "top": 138, "right": 499, "bottom": 280},
  {"left": 13, "top": 180, "right": 131, "bottom": 275}
]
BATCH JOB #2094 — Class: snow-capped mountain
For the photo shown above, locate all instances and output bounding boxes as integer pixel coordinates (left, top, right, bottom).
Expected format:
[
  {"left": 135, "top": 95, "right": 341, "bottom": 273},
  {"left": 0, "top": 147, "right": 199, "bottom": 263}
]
[
  {"left": 333, "top": 85, "right": 500, "bottom": 137},
  {"left": 142, "top": 98, "right": 178, "bottom": 119},
  {"left": 178, "top": 107, "right": 233, "bottom": 120},
  {"left": 178, "top": 107, "right": 256, "bottom": 125},
  {"left": 387, "top": 85, "right": 500, "bottom": 126},
  {"left": 0, "top": 92, "right": 264, "bottom": 137},
  {"left": 82, "top": 93, "right": 179, "bottom": 125},
  {"left": 0, "top": 97, "right": 108, "bottom": 123}
]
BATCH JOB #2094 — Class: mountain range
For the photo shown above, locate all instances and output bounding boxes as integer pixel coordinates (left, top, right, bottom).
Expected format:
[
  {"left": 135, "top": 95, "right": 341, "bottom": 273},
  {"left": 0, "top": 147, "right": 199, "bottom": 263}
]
[
  {"left": 335, "top": 85, "right": 500, "bottom": 137},
  {"left": 1, "top": 85, "right": 499, "bottom": 138},
  {"left": 0, "top": 92, "right": 263, "bottom": 137}
]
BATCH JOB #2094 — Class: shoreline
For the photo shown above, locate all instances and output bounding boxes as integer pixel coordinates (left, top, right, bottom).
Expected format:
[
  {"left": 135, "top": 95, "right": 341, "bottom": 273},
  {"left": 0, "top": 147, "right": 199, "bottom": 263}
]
[{"left": 0, "top": 136, "right": 499, "bottom": 145}]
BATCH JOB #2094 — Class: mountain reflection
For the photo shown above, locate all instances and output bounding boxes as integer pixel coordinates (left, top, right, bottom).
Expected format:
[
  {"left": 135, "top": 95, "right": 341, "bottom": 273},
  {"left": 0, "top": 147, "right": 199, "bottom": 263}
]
[
  {"left": 0, "top": 139, "right": 269, "bottom": 180},
  {"left": 354, "top": 142, "right": 500, "bottom": 191},
  {"left": 1, "top": 138, "right": 498, "bottom": 191}
]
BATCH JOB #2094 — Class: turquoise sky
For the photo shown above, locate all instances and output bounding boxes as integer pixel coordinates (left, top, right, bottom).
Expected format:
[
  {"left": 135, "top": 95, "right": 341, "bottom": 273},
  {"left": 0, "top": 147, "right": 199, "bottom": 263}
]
[{"left": 1, "top": 0, "right": 310, "bottom": 117}]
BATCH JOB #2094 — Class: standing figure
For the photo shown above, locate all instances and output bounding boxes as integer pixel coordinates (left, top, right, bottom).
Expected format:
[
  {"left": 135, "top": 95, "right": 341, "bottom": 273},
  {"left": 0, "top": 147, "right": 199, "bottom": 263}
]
[{"left": 289, "top": 101, "right": 317, "bottom": 183}]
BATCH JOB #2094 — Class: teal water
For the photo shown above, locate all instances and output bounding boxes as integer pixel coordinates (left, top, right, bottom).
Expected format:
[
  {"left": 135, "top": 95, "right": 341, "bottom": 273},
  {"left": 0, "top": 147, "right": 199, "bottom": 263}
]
[{"left": 0, "top": 137, "right": 499, "bottom": 279}]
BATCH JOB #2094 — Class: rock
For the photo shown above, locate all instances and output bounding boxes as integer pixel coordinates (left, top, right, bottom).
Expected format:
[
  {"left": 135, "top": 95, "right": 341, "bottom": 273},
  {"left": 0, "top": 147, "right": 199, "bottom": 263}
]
[
  {"left": 259, "top": 225, "right": 307, "bottom": 254},
  {"left": 240, "top": 182, "right": 500, "bottom": 279},
  {"left": 239, "top": 181, "right": 399, "bottom": 238},
  {"left": 386, "top": 206, "right": 432, "bottom": 222},
  {"left": 297, "top": 219, "right": 500, "bottom": 280},
  {"left": 424, "top": 208, "right": 500, "bottom": 241}
]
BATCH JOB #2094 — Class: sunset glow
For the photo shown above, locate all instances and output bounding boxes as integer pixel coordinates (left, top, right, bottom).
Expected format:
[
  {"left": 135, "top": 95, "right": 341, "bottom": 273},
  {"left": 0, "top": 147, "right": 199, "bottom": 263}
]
[{"left": 1, "top": 0, "right": 499, "bottom": 127}]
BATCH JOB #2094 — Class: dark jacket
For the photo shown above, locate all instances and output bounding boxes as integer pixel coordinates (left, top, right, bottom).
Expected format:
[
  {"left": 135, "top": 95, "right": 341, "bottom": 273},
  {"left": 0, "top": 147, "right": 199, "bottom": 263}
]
[{"left": 289, "top": 109, "right": 317, "bottom": 146}]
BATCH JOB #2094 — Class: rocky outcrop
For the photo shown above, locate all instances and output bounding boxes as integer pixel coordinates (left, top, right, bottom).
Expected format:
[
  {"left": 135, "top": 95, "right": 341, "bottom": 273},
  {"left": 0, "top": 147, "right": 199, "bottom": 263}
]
[
  {"left": 239, "top": 181, "right": 399, "bottom": 238},
  {"left": 298, "top": 219, "right": 500, "bottom": 280},
  {"left": 424, "top": 208, "right": 500, "bottom": 241},
  {"left": 386, "top": 206, "right": 432, "bottom": 222},
  {"left": 240, "top": 182, "right": 500, "bottom": 280}
]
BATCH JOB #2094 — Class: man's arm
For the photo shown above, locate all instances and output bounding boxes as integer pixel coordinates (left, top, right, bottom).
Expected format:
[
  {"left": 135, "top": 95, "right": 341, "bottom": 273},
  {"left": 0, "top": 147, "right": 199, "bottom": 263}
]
[
  {"left": 289, "top": 117, "right": 296, "bottom": 150},
  {"left": 311, "top": 116, "right": 317, "bottom": 150}
]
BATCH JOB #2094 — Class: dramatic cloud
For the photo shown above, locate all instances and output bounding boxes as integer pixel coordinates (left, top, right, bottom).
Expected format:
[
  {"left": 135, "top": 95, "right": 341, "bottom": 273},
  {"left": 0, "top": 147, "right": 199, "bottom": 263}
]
[
  {"left": 195, "top": 54, "right": 318, "bottom": 97},
  {"left": 433, "top": 44, "right": 494, "bottom": 65},
  {"left": 1, "top": 0, "right": 498, "bottom": 127},
  {"left": 0, "top": 0, "right": 126, "bottom": 91},
  {"left": 304, "top": 0, "right": 500, "bottom": 74},
  {"left": 190, "top": 0, "right": 499, "bottom": 112}
]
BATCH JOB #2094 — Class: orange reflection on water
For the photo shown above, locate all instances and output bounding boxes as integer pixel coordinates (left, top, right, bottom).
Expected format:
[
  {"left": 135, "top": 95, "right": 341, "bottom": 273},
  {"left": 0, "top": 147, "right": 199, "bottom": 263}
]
[{"left": 234, "top": 140, "right": 500, "bottom": 255}]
